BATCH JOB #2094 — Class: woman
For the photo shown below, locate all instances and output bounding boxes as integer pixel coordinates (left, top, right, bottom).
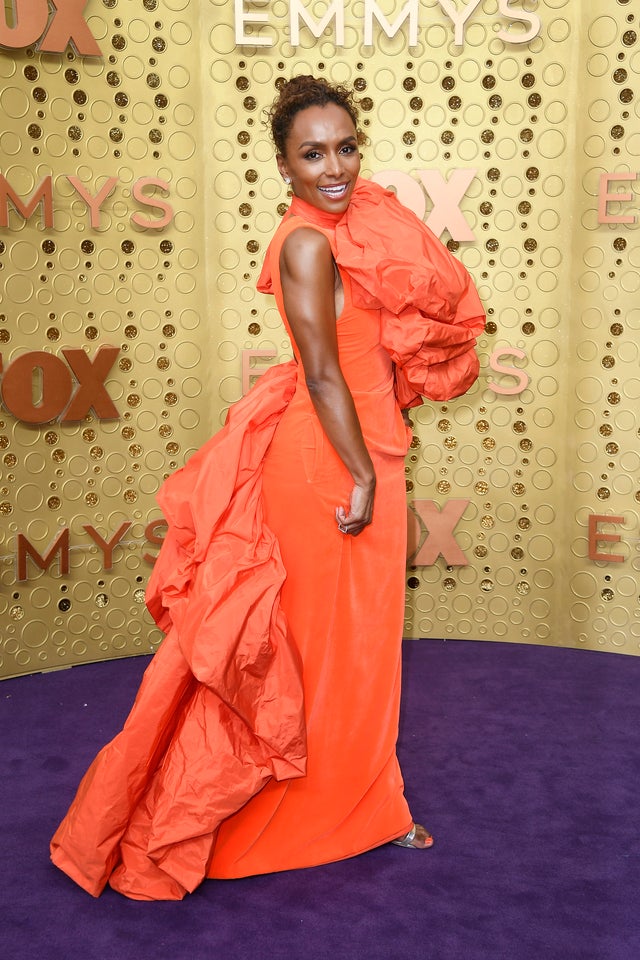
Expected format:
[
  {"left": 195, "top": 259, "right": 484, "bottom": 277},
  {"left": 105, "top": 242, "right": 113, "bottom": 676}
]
[{"left": 50, "top": 77, "right": 484, "bottom": 899}]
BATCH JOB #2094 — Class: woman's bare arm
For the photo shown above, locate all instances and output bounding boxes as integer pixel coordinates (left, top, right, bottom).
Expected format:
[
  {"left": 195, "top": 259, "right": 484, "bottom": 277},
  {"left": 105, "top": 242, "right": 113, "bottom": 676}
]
[{"left": 279, "top": 226, "right": 375, "bottom": 535}]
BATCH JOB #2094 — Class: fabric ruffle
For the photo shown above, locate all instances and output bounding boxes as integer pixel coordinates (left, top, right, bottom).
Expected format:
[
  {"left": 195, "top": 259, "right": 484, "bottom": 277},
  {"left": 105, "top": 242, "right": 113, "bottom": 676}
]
[
  {"left": 50, "top": 362, "right": 306, "bottom": 900},
  {"left": 258, "top": 178, "right": 485, "bottom": 407}
]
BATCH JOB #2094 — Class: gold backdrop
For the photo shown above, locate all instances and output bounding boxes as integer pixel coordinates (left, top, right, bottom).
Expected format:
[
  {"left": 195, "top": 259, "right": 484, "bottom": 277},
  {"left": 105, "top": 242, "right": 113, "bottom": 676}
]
[{"left": 1, "top": 0, "right": 639, "bottom": 678}]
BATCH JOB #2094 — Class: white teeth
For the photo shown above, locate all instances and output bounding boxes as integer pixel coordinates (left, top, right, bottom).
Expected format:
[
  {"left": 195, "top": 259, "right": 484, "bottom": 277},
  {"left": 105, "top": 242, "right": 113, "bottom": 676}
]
[{"left": 319, "top": 184, "right": 348, "bottom": 197}]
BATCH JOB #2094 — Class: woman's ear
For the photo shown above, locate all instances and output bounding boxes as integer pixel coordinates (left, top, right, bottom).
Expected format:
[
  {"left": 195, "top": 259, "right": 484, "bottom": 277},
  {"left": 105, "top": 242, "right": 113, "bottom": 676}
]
[{"left": 276, "top": 154, "right": 290, "bottom": 184}]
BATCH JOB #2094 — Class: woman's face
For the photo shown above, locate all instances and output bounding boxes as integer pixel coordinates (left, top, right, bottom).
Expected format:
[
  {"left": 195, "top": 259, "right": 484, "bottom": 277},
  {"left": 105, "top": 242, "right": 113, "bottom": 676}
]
[{"left": 277, "top": 102, "right": 361, "bottom": 215}]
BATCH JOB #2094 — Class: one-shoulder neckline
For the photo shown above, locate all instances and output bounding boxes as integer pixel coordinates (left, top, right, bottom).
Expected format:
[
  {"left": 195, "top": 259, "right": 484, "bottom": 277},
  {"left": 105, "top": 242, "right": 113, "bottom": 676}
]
[{"left": 288, "top": 194, "right": 345, "bottom": 228}]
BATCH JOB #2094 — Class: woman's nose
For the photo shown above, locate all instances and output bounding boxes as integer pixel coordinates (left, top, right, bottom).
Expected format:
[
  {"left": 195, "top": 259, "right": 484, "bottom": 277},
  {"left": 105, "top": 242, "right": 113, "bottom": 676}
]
[{"left": 325, "top": 151, "right": 342, "bottom": 177}]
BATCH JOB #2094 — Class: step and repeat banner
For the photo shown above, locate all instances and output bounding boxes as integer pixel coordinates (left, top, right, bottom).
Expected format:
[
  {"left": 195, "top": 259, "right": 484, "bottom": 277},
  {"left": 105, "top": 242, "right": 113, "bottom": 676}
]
[{"left": 1, "top": 0, "right": 639, "bottom": 678}]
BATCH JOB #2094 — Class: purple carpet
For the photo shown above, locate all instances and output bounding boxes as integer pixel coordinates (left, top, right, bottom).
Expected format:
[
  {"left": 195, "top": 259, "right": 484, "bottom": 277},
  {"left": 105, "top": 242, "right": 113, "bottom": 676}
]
[{"left": 2, "top": 639, "right": 639, "bottom": 960}]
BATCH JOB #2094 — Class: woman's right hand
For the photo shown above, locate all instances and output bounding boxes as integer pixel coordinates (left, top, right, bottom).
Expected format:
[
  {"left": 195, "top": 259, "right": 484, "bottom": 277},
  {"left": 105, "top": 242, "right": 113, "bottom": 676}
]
[{"left": 336, "top": 479, "right": 376, "bottom": 537}]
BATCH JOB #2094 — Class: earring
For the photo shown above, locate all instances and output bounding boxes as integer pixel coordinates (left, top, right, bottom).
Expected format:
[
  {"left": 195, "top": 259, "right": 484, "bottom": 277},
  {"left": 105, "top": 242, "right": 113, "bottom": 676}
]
[{"left": 283, "top": 176, "right": 291, "bottom": 184}]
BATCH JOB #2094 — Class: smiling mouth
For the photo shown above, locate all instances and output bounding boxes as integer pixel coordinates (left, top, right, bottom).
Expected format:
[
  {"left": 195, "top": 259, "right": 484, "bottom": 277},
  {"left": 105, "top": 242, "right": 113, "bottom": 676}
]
[{"left": 318, "top": 183, "right": 350, "bottom": 199}]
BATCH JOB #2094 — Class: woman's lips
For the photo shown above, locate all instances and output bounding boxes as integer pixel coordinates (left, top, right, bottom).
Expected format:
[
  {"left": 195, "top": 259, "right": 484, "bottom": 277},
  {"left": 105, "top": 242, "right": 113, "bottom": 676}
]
[{"left": 317, "top": 183, "right": 349, "bottom": 199}]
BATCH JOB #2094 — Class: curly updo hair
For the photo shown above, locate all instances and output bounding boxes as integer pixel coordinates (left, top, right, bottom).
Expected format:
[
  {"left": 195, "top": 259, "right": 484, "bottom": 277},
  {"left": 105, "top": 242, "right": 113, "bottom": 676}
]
[{"left": 267, "top": 75, "right": 367, "bottom": 156}]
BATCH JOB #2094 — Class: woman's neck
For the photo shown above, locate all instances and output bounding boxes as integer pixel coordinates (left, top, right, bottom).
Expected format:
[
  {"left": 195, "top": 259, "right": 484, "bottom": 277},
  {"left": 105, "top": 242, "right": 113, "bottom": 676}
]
[{"left": 288, "top": 193, "right": 346, "bottom": 227}]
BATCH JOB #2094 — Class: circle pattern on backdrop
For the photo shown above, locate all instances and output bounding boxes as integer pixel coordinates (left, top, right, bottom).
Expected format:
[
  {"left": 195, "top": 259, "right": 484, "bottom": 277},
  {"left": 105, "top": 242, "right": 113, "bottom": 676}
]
[{"left": 1, "top": 2, "right": 639, "bottom": 675}]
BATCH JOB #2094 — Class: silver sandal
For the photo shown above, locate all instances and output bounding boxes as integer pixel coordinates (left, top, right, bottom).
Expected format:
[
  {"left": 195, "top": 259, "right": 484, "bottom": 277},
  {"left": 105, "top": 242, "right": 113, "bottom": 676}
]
[{"left": 391, "top": 824, "right": 433, "bottom": 848}]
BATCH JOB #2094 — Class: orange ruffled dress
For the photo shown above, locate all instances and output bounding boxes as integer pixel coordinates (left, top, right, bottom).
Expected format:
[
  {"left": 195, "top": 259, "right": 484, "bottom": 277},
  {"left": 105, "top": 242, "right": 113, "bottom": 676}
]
[{"left": 50, "top": 179, "right": 484, "bottom": 900}]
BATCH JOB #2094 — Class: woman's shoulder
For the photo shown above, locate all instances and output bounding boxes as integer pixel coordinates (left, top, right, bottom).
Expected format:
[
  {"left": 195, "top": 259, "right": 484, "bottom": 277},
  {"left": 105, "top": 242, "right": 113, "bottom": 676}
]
[
  {"left": 257, "top": 216, "right": 333, "bottom": 294},
  {"left": 274, "top": 216, "right": 334, "bottom": 268},
  {"left": 277, "top": 212, "right": 333, "bottom": 244},
  {"left": 279, "top": 224, "right": 335, "bottom": 289},
  {"left": 280, "top": 221, "right": 332, "bottom": 254}
]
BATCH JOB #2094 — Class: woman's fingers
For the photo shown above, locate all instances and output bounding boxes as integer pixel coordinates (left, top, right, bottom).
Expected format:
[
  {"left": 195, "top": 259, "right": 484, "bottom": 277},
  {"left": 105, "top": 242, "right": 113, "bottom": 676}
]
[{"left": 336, "top": 484, "right": 374, "bottom": 535}]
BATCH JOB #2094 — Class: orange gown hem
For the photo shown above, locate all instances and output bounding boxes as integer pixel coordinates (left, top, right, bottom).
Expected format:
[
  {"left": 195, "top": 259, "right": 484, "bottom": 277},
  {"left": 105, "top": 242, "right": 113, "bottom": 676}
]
[{"left": 208, "top": 818, "right": 416, "bottom": 880}]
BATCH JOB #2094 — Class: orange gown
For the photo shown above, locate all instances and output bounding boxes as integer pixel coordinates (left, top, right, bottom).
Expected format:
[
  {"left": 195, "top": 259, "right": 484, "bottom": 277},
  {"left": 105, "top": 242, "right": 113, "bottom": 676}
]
[
  {"left": 50, "top": 179, "right": 484, "bottom": 899},
  {"left": 208, "top": 206, "right": 414, "bottom": 878}
]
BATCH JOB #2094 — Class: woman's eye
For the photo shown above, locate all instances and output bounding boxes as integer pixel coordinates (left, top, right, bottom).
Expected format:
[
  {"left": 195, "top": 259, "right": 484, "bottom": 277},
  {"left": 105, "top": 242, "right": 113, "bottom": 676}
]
[{"left": 304, "top": 150, "right": 320, "bottom": 160}]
